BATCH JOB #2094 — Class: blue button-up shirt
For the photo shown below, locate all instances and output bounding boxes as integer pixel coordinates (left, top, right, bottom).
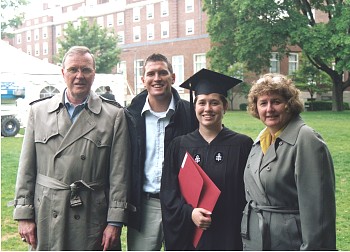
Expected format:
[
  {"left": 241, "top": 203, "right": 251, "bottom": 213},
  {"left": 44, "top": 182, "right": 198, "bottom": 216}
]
[
  {"left": 64, "top": 90, "right": 88, "bottom": 123},
  {"left": 142, "top": 95, "right": 175, "bottom": 194}
]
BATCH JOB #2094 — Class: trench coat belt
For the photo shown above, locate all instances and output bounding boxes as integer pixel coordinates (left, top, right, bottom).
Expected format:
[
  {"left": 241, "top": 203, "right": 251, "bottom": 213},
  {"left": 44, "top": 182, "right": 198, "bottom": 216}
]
[
  {"left": 241, "top": 200, "right": 300, "bottom": 250},
  {"left": 36, "top": 173, "right": 104, "bottom": 191}
]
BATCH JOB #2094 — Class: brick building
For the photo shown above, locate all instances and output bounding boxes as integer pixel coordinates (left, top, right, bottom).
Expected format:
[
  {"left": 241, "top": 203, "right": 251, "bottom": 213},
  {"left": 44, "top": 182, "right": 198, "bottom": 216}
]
[{"left": 7, "top": 0, "right": 340, "bottom": 107}]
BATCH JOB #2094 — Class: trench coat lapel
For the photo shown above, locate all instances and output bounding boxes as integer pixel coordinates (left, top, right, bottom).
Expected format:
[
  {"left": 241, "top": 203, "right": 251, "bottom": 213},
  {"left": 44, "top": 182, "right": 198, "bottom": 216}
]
[
  {"left": 54, "top": 91, "right": 101, "bottom": 156},
  {"left": 248, "top": 147, "right": 266, "bottom": 194}
]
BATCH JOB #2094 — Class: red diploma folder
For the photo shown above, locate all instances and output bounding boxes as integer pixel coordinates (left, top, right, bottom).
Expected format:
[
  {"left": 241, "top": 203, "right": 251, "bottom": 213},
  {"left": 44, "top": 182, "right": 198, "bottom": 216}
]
[{"left": 178, "top": 152, "right": 221, "bottom": 248}]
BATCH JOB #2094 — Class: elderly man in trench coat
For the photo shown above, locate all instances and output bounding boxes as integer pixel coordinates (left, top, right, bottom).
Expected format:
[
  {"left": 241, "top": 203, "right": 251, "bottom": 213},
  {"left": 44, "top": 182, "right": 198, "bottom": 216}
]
[{"left": 11, "top": 46, "right": 132, "bottom": 250}]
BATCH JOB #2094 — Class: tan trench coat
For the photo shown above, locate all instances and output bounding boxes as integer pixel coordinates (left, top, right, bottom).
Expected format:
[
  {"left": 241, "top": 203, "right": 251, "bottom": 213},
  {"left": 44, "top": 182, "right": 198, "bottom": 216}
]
[{"left": 13, "top": 91, "right": 131, "bottom": 250}]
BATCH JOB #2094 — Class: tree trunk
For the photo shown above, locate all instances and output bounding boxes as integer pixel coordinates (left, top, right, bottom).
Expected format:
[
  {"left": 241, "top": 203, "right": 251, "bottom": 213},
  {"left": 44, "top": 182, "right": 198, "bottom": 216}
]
[{"left": 332, "top": 77, "right": 344, "bottom": 111}]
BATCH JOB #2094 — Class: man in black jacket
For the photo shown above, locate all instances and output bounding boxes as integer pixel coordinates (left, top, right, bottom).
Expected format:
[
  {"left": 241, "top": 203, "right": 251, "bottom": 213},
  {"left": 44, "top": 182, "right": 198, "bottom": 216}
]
[{"left": 126, "top": 53, "right": 197, "bottom": 250}]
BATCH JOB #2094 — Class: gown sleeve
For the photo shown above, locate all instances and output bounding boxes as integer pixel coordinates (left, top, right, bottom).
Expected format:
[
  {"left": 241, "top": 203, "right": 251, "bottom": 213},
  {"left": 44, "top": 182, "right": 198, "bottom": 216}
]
[{"left": 160, "top": 136, "right": 196, "bottom": 250}]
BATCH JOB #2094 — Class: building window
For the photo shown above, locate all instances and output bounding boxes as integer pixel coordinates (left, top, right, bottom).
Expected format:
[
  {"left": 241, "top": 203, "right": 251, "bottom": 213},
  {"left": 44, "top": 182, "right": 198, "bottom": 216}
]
[
  {"left": 34, "top": 18, "right": 39, "bottom": 24},
  {"left": 134, "top": 59, "right": 144, "bottom": 93},
  {"left": 161, "top": 0, "right": 169, "bottom": 17},
  {"left": 117, "top": 12, "right": 124, "bottom": 26},
  {"left": 133, "top": 7, "right": 141, "bottom": 22},
  {"left": 172, "top": 55, "right": 185, "bottom": 93},
  {"left": 42, "top": 16, "right": 47, "bottom": 22},
  {"left": 147, "top": 24, "right": 154, "bottom": 40},
  {"left": 34, "top": 29, "right": 39, "bottom": 40},
  {"left": 107, "top": 14, "right": 114, "bottom": 27},
  {"left": 194, "top": 54, "right": 206, "bottom": 72},
  {"left": 56, "top": 42, "right": 61, "bottom": 54},
  {"left": 146, "top": 4, "right": 154, "bottom": 19},
  {"left": 288, "top": 53, "right": 298, "bottom": 75},
  {"left": 56, "top": 25, "right": 62, "bottom": 37},
  {"left": 161, "top": 21, "right": 169, "bottom": 38},
  {"left": 43, "top": 42, "right": 48, "bottom": 55},
  {"left": 97, "top": 16, "right": 104, "bottom": 27},
  {"left": 186, "top": 19, "right": 194, "bottom": 35},
  {"left": 26, "top": 30, "right": 31, "bottom": 42},
  {"left": 35, "top": 43, "right": 40, "bottom": 56},
  {"left": 117, "top": 31, "right": 125, "bottom": 44},
  {"left": 27, "top": 45, "right": 32, "bottom": 55},
  {"left": 185, "top": 0, "right": 194, "bottom": 13},
  {"left": 16, "top": 34, "right": 21, "bottom": 44},
  {"left": 270, "top": 52, "right": 280, "bottom": 73},
  {"left": 133, "top": 26, "right": 141, "bottom": 42},
  {"left": 42, "top": 27, "right": 48, "bottom": 39}
]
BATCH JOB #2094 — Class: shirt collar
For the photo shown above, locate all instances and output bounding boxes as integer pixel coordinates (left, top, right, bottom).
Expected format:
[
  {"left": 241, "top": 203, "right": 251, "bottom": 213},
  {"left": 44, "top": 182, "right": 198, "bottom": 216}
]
[
  {"left": 64, "top": 89, "right": 89, "bottom": 107},
  {"left": 141, "top": 94, "right": 175, "bottom": 116}
]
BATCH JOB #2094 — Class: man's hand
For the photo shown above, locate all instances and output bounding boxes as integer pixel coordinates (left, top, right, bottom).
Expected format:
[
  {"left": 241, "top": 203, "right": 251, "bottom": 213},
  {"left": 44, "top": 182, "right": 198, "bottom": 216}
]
[
  {"left": 18, "top": 220, "right": 37, "bottom": 249},
  {"left": 101, "top": 225, "right": 121, "bottom": 251},
  {"left": 191, "top": 208, "right": 212, "bottom": 230}
]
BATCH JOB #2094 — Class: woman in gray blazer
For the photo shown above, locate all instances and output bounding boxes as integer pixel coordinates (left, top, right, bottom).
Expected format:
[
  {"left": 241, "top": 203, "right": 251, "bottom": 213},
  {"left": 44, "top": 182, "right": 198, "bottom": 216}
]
[{"left": 241, "top": 73, "right": 336, "bottom": 250}]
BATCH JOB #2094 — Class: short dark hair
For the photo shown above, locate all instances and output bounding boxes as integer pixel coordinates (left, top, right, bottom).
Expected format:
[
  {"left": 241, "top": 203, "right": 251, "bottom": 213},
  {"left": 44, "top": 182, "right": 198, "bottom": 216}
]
[
  {"left": 105, "top": 86, "right": 111, "bottom": 92},
  {"left": 142, "top": 53, "right": 173, "bottom": 76}
]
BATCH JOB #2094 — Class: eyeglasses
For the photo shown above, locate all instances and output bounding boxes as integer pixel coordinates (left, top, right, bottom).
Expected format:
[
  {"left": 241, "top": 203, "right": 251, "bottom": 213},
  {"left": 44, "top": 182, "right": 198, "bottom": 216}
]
[{"left": 65, "top": 67, "right": 94, "bottom": 75}]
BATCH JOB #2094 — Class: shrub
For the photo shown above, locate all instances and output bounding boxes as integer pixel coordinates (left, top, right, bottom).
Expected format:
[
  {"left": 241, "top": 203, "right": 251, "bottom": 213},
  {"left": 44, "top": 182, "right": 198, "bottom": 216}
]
[{"left": 239, "top": 103, "right": 248, "bottom": 111}]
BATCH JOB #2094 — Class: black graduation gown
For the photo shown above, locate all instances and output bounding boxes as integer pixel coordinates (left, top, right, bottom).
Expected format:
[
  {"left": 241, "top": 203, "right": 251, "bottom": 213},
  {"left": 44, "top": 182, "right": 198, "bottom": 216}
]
[{"left": 160, "top": 127, "right": 253, "bottom": 251}]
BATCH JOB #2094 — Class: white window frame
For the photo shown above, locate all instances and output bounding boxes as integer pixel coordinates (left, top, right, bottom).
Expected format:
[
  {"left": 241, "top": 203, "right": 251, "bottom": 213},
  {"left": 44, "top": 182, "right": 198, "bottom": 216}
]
[
  {"left": 107, "top": 14, "right": 114, "bottom": 27},
  {"left": 146, "top": 4, "right": 154, "bottom": 20},
  {"left": 147, "top": 23, "right": 154, "bottom": 40},
  {"left": 193, "top": 53, "right": 206, "bottom": 72},
  {"left": 134, "top": 59, "right": 144, "bottom": 91},
  {"left": 288, "top": 53, "right": 299, "bottom": 75},
  {"left": 35, "top": 43, "right": 40, "bottom": 56},
  {"left": 133, "top": 7, "right": 141, "bottom": 22},
  {"left": 133, "top": 26, "right": 141, "bottom": 42},
  {"left": 117, "top": 12, "right": 124, "bottom": 26},
  {"left": 117, "top": 31, "right": 125, "bottom": 44},
  {"left": 43, "top": 42, "right": 48, "bottom": 55},
  {"left": 34, "top": 29, "right": 39, "bottom": 40},
  {"left": 27, "top": 45, "right": 32, "bottom": 55},
  {"left": 186, "top": 19, "right": 194, "bottom": 35},
  {"left": 97, "top": 16, "right": 104, "bottom": 28},
  {"left": 185, "top": 0, "right": 194, "bottom": 13},
  {"left": 42, "top": 27, "right": 48, "bottom": 39},
  {"left": 161, "top": 21, "right": 169, "bottom": 38},
  {"left": 26, "top": 30, "right": 31, "bottom": 42},
  {"left": 270, "top": 52, "right": 280, "bottom": 73},
  {"left": 161, "top": 0, "right": 169, "bottom": 17},
  {"left": 56, "top": 25, "right": 62, "bottom": 37},
  {"left": 172, "top": 55, "right": 185, "bottom": 93},
  {"left": 16, "top": 34, "right": 22, "bottom": 44}
]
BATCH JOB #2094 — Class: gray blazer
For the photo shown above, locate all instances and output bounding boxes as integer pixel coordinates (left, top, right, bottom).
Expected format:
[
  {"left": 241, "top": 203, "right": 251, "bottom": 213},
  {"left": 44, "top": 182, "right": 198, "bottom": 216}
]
[{"left": 241, "top": 116, "right": 336, "bottom": 250}]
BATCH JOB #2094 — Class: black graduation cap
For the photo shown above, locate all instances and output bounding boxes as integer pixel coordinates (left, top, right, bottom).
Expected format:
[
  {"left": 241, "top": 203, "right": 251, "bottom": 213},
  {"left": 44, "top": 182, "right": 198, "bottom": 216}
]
[{"left": 180, "top": 68, "right": 242, "bottom": 98}]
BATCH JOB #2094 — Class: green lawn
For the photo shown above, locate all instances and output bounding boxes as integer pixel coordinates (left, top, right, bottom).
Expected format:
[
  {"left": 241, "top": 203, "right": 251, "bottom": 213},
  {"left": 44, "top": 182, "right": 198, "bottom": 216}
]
[{"left": 1, "top": 111, "right": 350, "bottom": 250}]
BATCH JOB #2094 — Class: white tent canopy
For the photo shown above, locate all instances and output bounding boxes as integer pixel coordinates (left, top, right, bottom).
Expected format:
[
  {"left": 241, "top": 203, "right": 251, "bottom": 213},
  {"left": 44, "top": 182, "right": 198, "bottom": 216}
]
[{"left": 0, "top": 40, "right": 61, "bottom": 75}]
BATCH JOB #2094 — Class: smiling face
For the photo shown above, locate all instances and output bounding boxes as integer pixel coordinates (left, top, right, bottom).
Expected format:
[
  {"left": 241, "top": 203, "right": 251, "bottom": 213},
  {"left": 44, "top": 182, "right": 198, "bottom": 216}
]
[
  {"left": 257, "top": 93, "right": 292, "bottom": 134},
  {"left": 141, "top": 60, "right": 175, "bottom": 101},
  {"left": 61, "top": 52, "right": 95, "bottom": 105},
  {"left": 195, "top": 93, "right": 227, "bottom": 130}
]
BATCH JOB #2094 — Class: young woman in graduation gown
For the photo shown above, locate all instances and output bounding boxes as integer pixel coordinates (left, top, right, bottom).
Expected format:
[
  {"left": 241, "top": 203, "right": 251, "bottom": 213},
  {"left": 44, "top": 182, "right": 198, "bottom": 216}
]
[{"left": 160, "top": 69, "right": 253, "bottom": 250}]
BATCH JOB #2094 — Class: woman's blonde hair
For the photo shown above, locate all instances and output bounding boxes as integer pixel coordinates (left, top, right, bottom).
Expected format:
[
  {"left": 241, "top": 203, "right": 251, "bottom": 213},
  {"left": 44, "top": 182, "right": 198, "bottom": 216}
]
[{"left": 247, "top": 73, "right": 304, "bottom": 119}]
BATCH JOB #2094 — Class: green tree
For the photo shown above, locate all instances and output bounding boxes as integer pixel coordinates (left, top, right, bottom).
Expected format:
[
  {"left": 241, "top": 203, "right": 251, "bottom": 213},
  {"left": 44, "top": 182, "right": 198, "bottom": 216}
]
[
  {"left": 292, "top": 53, "right": 332, "bottom": 101},
  {"left": 203, "top": 0, "right": 350, "bottom": 111},
  {"left": 1, "top": 0, "right": 27, "bottom": 39},
  {"left": 56, "top": 17, "right": 121, "bottom": 73}
]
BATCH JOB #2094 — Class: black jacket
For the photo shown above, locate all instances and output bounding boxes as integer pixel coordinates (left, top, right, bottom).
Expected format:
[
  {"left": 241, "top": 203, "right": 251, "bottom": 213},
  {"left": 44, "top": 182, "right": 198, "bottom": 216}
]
[{"left": 126, "top": 87, "right": 198, "bottom": 230}]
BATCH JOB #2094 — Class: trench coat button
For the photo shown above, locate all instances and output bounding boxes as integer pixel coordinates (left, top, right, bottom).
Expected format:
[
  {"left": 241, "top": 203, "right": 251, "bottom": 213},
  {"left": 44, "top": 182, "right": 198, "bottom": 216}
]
[
  {"left": 74, "top": 214, "right": 80, "bottom": 220},
  {"left": 53, "top": 211, "right": 58, "bottom": 218},
  {"left": 266, "top": 166, "right": 271, "bottom": 171},
  {"left": 80, "top": 155, "right": 86, "bottom": 160},
  {"left": 247, "top": 164, "right": 250, "bottom": 169},
  {"left": 279, "top": 141, "right": 283, "bottom": 146}
]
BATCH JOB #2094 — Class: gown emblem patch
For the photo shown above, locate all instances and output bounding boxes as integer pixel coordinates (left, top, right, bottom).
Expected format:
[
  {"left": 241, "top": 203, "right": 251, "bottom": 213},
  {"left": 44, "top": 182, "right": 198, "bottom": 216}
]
[
  {"left": 194, "top": 154, "right": 201, "bottom": 163},
  {"left": 215, "top": 152, "right": 223, "bottom": 163}
]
